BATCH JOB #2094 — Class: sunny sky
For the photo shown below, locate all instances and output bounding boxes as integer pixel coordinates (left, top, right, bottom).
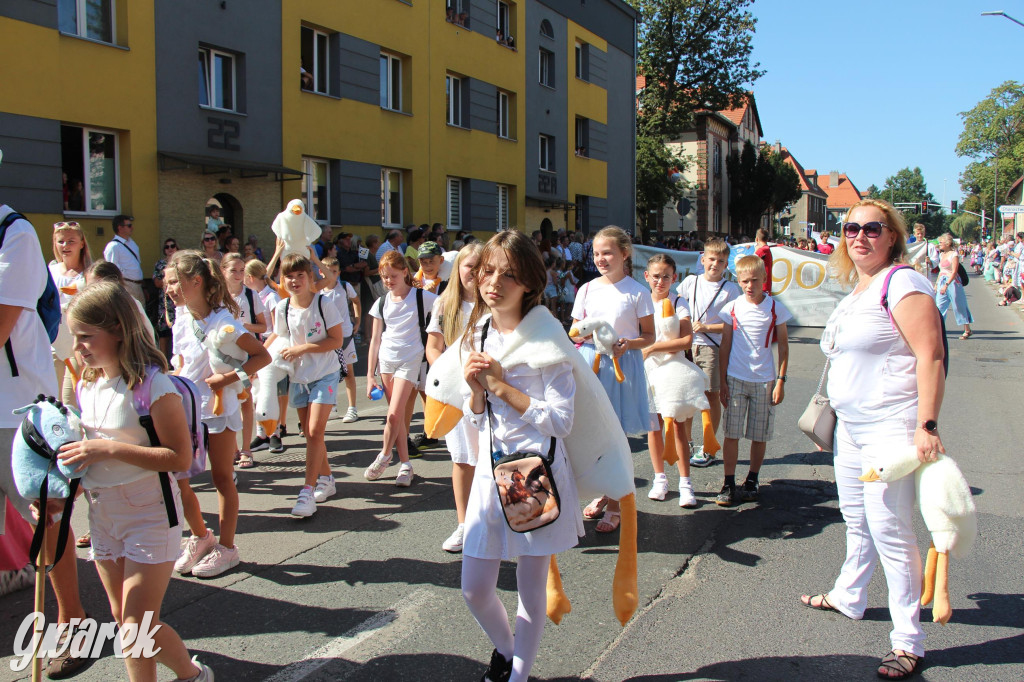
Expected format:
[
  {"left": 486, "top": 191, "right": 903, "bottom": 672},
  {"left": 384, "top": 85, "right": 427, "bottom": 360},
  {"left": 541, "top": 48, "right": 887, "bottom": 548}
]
[{"left": 751, "top": 0, "right": 1024, "bottom": 206}]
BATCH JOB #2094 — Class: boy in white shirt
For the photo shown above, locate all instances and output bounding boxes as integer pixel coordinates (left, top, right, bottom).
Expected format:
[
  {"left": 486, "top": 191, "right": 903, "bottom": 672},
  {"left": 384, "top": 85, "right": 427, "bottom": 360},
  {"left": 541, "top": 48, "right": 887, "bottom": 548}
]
[
  {"left": 319, "top": 257, "right": 361, "bottom": 421},
  {"left": 676, "top": 238, "right": 741, "bottom": 466},
  {"left": 716, "top": 255, "right": 790, "bottom": 507}
]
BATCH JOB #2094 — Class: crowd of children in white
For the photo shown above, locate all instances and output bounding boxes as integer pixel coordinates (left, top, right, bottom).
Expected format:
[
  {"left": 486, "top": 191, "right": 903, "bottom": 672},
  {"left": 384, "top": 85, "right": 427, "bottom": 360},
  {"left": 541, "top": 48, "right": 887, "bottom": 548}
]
[{"left": 3, "top": 206, "right": 800, "bottom": 682}]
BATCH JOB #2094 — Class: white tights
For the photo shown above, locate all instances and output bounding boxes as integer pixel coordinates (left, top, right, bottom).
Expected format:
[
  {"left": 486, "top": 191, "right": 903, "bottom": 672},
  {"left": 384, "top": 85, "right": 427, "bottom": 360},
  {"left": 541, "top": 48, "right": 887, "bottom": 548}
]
[{"left": 462, "top": 554, "right": 550, "bottom": 682}]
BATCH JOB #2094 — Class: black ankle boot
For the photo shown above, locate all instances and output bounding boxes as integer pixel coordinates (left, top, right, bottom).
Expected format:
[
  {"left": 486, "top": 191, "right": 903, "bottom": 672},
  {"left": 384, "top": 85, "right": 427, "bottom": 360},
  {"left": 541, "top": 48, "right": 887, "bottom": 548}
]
[{"left": 481, "top": 648, "right": 513, "bottom": 682}]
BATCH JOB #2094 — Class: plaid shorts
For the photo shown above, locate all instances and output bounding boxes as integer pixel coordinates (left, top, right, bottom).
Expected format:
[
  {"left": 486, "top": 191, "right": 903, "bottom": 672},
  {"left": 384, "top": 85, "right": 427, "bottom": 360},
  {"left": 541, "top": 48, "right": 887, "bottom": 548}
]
[{"left": 723, "top": 376, "right": 775, "bottom": 442}]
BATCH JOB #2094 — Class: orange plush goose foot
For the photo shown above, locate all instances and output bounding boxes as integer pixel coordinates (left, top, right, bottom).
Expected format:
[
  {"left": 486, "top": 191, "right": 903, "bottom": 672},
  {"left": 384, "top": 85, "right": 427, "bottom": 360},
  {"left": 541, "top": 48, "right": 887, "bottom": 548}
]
[
  {"left": 546, "top": 555, "right": 572, "bottom": 625},
  {"left": 701, "top": 410, "right": 721, "bottom": 456},
  {"left": 662, "top": 418, "right": 679, "bottom": 466},
  {"left": 612, "top": 493, "right": 639, "bottom": 626},
  {"left": 612, "top": 357, "right": 625, "bottom": 383}
]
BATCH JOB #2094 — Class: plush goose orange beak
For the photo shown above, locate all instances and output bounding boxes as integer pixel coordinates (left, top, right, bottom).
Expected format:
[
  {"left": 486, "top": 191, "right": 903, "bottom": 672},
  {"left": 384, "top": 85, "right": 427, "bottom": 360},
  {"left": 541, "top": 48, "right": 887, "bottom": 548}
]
[
  {"left": 858, "top": 469, "right": 881, "bottom": 482},
  {"left": 291, "top": 204, "right": 302, "bottom": 215},
  {"left": 423, "top": 396, "right": 464, "bottom": 439},
  {"left": 568, "top": 327, "right": 580, "bottom": 338},
  {"left": 662, "top": 297, "right": 675, "bottom": 317}
]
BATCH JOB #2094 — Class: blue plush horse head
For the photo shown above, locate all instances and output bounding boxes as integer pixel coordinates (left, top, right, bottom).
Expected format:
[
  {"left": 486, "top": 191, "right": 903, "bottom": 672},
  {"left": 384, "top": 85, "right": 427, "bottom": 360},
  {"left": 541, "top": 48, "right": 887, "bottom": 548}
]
[{"left": 11, "top": 395, "right": 85, "bottom": 501}]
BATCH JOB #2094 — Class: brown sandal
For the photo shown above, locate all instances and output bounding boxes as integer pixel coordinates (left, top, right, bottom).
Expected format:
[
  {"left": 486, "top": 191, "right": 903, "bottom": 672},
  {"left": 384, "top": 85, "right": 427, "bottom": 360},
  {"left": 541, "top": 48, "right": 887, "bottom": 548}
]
[
  {"left": 877, "top": 649, "right": 921, "bottom": 680},
  {"left": 800, "top": 593, "right": 840, "bottom": 613}
]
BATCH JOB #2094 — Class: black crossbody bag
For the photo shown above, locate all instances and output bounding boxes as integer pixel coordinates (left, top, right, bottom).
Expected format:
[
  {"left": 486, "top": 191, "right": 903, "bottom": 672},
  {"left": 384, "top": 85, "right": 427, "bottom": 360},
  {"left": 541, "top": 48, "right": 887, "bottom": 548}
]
[{"left": 480, "top": 320, "right": 561, "bottom": 533}]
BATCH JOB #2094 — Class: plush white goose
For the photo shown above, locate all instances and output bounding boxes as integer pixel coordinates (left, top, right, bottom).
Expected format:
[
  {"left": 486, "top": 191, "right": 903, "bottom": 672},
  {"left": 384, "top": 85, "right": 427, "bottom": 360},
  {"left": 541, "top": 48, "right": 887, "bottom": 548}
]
[
  {"left": 424, "top": 306, "right": 638, "bottom": 627},
  {"left": 271, "top": 199, "right": 322, "bottom": 258},
  {"left": 568, "top": 317, "right": 625, "bottom": 383},
  {"left": 254, "top": 336, "right": 294, "bottom": 435},
  {"left": 859, "top": 445, "right": 977, "bottom": 624},
  {"left": 201, "top": 323, "right": 249, "bottom": 415}
]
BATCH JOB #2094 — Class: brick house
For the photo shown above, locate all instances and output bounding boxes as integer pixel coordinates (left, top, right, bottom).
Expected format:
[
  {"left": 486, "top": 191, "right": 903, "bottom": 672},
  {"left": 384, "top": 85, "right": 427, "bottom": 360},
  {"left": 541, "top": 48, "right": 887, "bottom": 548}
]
[{"left": 774, "top": 145, "right": 828, "bottom": 239}]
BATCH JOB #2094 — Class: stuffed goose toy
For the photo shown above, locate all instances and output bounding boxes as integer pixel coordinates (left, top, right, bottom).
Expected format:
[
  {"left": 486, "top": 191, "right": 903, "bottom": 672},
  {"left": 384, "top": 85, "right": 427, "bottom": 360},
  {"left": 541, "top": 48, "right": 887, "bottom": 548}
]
[
  {"left": 271, "top": 199, "right": 322, "bottom": 258},
  {"left": 200, "top": 323, "right": 249, "bottom": 415},
  {"left": 424, "top": 306, "right": 638, "bottom": 627},
  {"left": 859, "top": 445, "right": 977, "bottom": 624},
  {"left": 254, "top": 336, "right": 294, "bottom": 434},
  {"left": 568, "top": 318, "right": 625, "bottom": 383},
  {"left": 645, "top": 298, "right": 712, "bottom": 465}
]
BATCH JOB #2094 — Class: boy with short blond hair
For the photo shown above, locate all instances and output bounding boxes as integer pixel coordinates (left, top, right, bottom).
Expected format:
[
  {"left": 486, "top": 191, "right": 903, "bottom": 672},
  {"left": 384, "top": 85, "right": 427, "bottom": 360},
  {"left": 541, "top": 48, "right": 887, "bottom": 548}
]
[
  {"left": 715, "top": 255, "right": 790, "bottom": 506},
  {"left": 676, "top": 238, "right": 741, "bottom": 466}
]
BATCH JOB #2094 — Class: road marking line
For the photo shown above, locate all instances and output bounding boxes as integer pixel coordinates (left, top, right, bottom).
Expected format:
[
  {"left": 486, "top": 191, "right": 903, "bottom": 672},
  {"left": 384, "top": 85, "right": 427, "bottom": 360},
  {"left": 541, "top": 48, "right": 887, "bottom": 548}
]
[{"left": 263, "top": 588, "right": 433, "bottom": 682}]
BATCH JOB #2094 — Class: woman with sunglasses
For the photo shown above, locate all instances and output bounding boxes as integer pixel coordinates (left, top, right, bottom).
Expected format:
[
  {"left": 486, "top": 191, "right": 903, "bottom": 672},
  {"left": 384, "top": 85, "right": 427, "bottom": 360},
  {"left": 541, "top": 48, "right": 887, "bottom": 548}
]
[
  {"left": 154, "top": 240, "right": 179, "bottom": 358},
  {"left": 935, "top": 233, "right": 973, "bottom": 340},
  {"left": 799, "top": 199, "right": 946, "bottom": 681},
  {"left": 201, "top": 231, "right": 223, "bottom": 262}
]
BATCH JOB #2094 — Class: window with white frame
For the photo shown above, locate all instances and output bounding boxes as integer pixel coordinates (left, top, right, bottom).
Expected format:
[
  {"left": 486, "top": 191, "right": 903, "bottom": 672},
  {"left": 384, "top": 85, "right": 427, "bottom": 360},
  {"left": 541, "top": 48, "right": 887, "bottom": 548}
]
[
  {"left": 301, "top": 157, "right": 329, "bottom": 224},
  {"left": 447, "top": 178, "right": 463, "bottom": 229},
  {"left": 198, "top": 47, "right": 236, "bottom": 111},
  {"left": 381, "top": 168, "right": 403, "bottom": 227},
  {"left": 538, "top": 48, "right": 554, "bottom": 87},
  {"left": 575, "top": 42, "right": 583, "bottom": 79},
  {"left": 380, "top": 52, "right": 402, "bottom": 111},
  {"left": 446, "top": 74, "right": 465, "bottom": 127},
  {"left": 539, "top": 134, "right": 553, "bottom": 171},
  {"left": 497, "top": 90, "right": 511, "bottom": 139},
  {"left": 60, "top": 124, "right": 119, "bottom": 214},
  {"left": 300, "top": 26, "right": 330, "bottom": 94},
  {"left": 713, "top": 140, "right": 721, "bottom": 176},
  {"left": 58, "top": 0, "right": 114, "bottom": 43},
  {"left": 575, "top": 117, "right": 589, "bottom": 156},
  {"left": 497, "top": 1, "right": 511, "bottom": 42},
  {"left": 496, "top": 184, "right": 510, "bottom": 230}
]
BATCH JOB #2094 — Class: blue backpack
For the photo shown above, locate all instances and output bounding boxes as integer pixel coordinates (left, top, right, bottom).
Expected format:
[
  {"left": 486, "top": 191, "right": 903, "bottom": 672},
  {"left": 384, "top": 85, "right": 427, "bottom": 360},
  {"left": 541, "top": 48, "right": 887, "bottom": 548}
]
[{"left": 0, "top": 211, "right": 61, "bottom": 378}]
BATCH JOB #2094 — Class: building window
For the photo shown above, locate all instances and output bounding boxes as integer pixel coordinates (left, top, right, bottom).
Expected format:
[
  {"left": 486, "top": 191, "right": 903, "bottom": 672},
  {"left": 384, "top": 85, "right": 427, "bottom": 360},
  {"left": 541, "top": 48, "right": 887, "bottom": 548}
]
[
  {"left": 539, "top": 134, "right": 553, "bottom": 172},
  {"left": 496, "top": 1, "right": 514, "bottom": 47},
  {"left": 58, "top": 0, "right": 113, "bottom": 43},
  {"left": 380, "top": 52, "right": 402, "bottom": 112},
  {"left": 381, "top": 168, "right": 403, "bottom": 227},
  {"left": 575, "top": 41, "right": 589, "bottom": 80},
  {"left": 61, "top": 125, "right": 119, "bottom": 215},
  {"left": 446, "top": 0, "right": 468, "bottom": 27},
  {"left": 713, "top": 196, "right": 721, "bottom": 232},
  {"left": 198, "top": 47, "right": 236, "bottom": 111},
  {"left": 301, "top": 157, "right": 329, "bottom": 224},
  {"left": 300, "top": 26, "right": 330, "bottom": 94},
  {"left": 447, "top": 177, "right": 463, "bottom": 229},
  {"left": 446, "top": 74, "right": 465, "bottom": 127},
  {"left": 713, "top": 140, "right": 721, "bottom": 176},
  {"left": 538, "top": 48, "right": 554, "bottom": 88},
  {"left": 539, "top": 19, "right": 553, "bottom": 38},
  {"left": 574, "top": 117, "right": 589, "bottom": 157},
  {"left": 497, "top": 90, "right": 511, "bottom": 139},
  {"left": 496, "top": 184, "right": 510, "bottom": 230}
]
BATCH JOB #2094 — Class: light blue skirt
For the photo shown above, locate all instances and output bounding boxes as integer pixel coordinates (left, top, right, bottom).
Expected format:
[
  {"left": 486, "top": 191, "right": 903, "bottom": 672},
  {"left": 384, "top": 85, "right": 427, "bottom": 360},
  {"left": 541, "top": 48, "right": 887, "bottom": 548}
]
[
  {"left": 577, "top": 345, "right": 658, "bottom": 437},
  {"left": 935, "top": 275, "right": 973, "bottom": 326}
]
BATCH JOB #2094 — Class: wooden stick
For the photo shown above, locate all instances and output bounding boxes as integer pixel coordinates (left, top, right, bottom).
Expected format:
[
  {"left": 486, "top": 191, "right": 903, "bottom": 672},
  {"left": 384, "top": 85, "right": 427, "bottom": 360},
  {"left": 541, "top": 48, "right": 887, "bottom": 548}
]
[{"left": 31, "top": 525, "right": 46, "bottom": 682}]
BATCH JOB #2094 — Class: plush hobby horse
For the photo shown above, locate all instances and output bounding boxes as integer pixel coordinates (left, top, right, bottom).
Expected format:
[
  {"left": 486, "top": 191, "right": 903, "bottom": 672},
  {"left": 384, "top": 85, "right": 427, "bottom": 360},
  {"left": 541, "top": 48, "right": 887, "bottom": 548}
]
[{"left": 424, "top": 306, "right": 638, "bottom": 627}]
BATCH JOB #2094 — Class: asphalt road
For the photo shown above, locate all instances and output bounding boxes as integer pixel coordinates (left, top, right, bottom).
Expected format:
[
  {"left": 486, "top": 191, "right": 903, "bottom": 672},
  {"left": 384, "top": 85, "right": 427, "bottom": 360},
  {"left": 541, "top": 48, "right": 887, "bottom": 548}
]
[{"left": 2, "top": 282, "right": 1022, "bottom": 681}]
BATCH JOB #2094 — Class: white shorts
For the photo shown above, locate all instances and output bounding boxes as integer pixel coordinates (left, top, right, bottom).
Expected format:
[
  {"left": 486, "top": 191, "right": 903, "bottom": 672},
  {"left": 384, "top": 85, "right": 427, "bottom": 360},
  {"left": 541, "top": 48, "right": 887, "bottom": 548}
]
[
  {"left": 205, "top": 409, "right": 242, "bottom": 435},
  {"left": 379, "top": 358, "right": 426, "bottom": 389},
  {"left": 87, "top": 475, "right": 183, "bottom": 565},
  {"left": 341, "top": 339, "right": 357, "bottom": 367}
]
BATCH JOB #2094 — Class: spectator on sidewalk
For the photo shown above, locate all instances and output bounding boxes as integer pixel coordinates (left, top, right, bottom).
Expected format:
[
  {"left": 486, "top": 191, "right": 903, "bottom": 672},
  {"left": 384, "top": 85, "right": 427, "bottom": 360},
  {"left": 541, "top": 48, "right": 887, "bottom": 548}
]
[
  {"left": 935, "top": 233, "right": 974, "bottom": 340},
  {"left": 103, "top": 214, "right": 146, "bottom": 305}
]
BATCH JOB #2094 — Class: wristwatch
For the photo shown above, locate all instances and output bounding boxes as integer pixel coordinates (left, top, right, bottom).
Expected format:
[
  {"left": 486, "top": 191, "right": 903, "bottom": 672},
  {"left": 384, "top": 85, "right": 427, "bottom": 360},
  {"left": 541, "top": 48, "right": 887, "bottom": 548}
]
[
  {"left": 918, "top": 419, "right": 938, "bottom": 434},
  {"left": 776, "top": 375, "right": 786, "bottom": 383}
]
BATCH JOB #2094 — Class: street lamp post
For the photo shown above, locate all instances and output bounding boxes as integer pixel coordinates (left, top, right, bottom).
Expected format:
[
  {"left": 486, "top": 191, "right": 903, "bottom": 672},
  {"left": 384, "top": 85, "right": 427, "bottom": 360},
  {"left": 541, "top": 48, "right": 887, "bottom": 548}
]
[{"left": 981, "top": 10, "right": 1024, "bottom": 27}]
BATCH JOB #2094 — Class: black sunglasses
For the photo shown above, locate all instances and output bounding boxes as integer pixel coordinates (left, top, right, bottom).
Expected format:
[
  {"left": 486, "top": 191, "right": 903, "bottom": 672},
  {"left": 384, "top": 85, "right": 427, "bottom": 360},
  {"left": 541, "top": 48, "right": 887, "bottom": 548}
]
[
  {"left": 203, "top": 236, "right": 217, "bottom": 242},
  {"left": 843, "top": 221, "right": 887, "bottom": 239},
  {"left": 164, "top": 243, "right": 177, "bottom": 249}
]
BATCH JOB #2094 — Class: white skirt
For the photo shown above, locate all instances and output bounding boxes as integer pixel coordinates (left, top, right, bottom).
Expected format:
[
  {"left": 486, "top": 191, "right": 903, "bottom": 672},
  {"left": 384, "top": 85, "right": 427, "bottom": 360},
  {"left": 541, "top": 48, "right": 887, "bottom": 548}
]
[
  {"left": 445, "top": 415, "right": 479, "bottom": 466},
  {"left": 462, "top": 438, "right": 584, "bottom": 560}
]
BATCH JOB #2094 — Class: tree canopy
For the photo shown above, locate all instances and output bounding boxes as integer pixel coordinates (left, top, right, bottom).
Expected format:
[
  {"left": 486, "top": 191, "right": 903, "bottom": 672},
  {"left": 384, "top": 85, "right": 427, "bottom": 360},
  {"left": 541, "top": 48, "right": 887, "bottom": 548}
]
[
  {"left": 956, "top": 81, "right": 1024, "bottom": 216},
  {"left": 868, "top": 167, "right": 934, "bottom": 205}
]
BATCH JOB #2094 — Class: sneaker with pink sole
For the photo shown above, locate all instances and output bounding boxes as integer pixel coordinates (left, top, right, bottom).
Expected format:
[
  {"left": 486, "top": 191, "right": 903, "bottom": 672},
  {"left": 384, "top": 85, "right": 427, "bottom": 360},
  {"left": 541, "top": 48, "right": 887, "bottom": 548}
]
[
  {"left": 191, "top": 544, "right": 240, "bottom": 579},
  {"left": 174, "top": 530, "right": 216, "bottom": 575}
]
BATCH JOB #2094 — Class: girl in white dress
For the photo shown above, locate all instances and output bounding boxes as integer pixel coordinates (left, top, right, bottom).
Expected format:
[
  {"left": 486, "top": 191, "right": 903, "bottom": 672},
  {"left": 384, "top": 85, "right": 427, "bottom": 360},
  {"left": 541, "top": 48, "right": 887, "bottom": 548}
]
[
  {"left": 461, "top": 231, "right": 583, "bottom": 682},
  {"left": 49, "top": 221, "right": 91, "bottom": 407}
]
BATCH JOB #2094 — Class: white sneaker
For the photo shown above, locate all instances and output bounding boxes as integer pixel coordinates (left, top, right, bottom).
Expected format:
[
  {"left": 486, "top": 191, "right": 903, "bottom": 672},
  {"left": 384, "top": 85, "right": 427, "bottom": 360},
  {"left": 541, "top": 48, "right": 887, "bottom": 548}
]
[
  {"left": 341, "top": 407, "right": 359, "bottom": 423},
  {"left": 648, "top": 475, "right": 669, "bottom": 501},
  {"left": 291, "top": 486, "right": 317, "bottom": 517},
  {"left": 364, "top": 452, "right": 393, "bottom": 480},
  {"left": 679, "top": 480, "right": 698, "bottom": 508},
  {"left": 313, "top": 475, "right": 336, "bottom": 503},
  {"left": 442, "top": 524, "right": 465, "bottom": 553},
  {"left": 191, "top": 543, "right": 240, "bottom": 579},
  {"left": 395, "top": 463, "right": 414, "bottom": 487},
  {"left": 179, "top": 655, "right": 214, "bottom": 682},
  {"left": 174, "top": 530, "right": 216, "bottom": 574}
]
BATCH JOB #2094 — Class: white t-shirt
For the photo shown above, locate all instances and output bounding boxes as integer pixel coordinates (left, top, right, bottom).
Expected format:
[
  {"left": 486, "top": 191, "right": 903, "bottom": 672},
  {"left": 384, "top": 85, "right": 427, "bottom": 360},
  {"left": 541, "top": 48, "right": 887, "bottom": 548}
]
[
  {"left": 676, "top": 275, "right": 741, "bottom": 348},
  {"left": 370, "top": 287, "right": 438, "bottom": 365},
  {"left": 821, "top": 266, "right": 934, "bottom": 424},
  {"left": 322, "top": 281, "right": 358, "bottom": 337},
  {"left": 257, "top": 286, "right": 281, "bottom": 330},
  {"left": 571, "top": 276, "right": 654, "bottom": 341},
  {"left": 171, "top": 306, "right": 214, "bottom": 420},
  {"left": 234, "top": 287, "right": 267, "bottom": 329},
  {"left": 48, "top": 261, "right": 85, "bottom": 308},
  {"left": 718, "top": 295, "right": 792, "bottom": 383},
  {"left": 273, "top": 294, "right": 343, "bottom": 384},
  {"left": 193, "top": 307, "right": 249, "bottom": 417},
  {"left": 79, "top": 371, "right": 181, "bottom": 489},
  {"left": 102, "top": 236, "right": 143, "bottom": 281},
  {"left": 0, "top": 207, "right": 58, "bottom": 427},
  {"left": 426, "top": 296, "right": 473, "bottom": 342}
]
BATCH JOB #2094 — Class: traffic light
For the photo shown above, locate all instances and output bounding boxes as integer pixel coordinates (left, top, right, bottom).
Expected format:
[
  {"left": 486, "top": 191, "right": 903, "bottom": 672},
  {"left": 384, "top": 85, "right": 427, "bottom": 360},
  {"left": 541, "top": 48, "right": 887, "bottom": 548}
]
[
  {"left": 950, "top": 200, "right": 957, "bottom": 213},
  {"left": 921, "top": 200, "right": 929, "bottom": 214}
]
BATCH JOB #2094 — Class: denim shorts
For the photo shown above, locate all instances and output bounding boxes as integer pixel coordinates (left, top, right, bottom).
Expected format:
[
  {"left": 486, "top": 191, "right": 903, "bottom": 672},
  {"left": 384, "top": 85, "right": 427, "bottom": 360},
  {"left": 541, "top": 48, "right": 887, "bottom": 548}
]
[{"left": 289, "top": 370, "right": 340, "bottom": 408}]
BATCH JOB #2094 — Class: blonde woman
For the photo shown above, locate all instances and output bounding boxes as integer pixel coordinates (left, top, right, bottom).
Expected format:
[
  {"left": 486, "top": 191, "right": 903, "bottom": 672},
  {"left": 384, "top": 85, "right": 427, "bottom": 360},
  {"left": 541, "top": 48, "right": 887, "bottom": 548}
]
[
  {"left": 425, "top": 243, "right": 482, "bottom": 552},
  {"left": 935, "top": 233, "right": 973, "bottom": 340},
  {"left": 49, "top": 221, "right": 92, "bottom": 404}
]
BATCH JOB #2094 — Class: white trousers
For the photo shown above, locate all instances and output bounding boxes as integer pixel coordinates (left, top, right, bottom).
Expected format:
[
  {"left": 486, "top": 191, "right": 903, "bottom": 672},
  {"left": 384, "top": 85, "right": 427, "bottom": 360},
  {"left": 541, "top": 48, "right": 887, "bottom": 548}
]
[{"left": 830, "top": 413, "right": 925, "bottom": 657}]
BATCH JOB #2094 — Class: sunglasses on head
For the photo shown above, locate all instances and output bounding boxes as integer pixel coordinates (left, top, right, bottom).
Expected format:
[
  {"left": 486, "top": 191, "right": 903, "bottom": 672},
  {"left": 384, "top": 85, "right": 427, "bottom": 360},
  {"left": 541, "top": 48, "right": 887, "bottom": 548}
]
[
  {"left": 53, "top": 221, "right": 81, "bottom": 230},
  {"left": 843, "top": 221, "right": 887, "bottom": 239}
]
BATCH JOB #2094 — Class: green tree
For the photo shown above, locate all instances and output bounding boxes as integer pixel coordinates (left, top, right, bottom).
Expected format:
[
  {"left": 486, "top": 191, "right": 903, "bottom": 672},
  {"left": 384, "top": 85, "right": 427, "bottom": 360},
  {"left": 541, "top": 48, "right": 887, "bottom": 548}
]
[
  {"left": 635, "top": 134, "right": 686, "bottom": 240},
  {"left": 949, "top": 213, "right": 980, "bottom": 242},
  {"left": 726, "top": 141, "right": 773, "bottom": 236},
  {"left": 870, "top": 166, "right": 934, "bottom": 205},
  {"left": 956, "top": 81, "right": 1024, "bottom": 219}
]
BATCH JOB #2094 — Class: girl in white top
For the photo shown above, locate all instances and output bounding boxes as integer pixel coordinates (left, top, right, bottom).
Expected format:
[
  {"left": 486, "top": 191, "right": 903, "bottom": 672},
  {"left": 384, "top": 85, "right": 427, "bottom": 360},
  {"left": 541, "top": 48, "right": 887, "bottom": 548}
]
[
  {"left": 318, "top": 256, "right": 362, "bottom": 420},
  {"left": 244, "top": 258, "right": 287, "bottom": 445},
  {"left": 642, "top": 253, "right": 697, "bottom": 508},
  {"left": 267, "top": 251, "right": 344, "bottom": 518},
  {"left": 570, "top": 226, "right": 655, "bottom": 533},
  {"left": 460, "top": 231, "right": 583, "bottom": 682},
  {"left": 60, "top": 281, "right": 214, "bottom": 682},
  {"left": 365, "top": 250, "right": 438, "bottom": 486},
  {"left": 425, "top": 242, "right": 482, "bottom": 553},
  {"left": 49, "top": 220, "right": 92, "bottom": 407},
  {"left": 163, "top": 251, "right": 270, "bottom": 579},
  {"left": 222, "top": 252, "right": 268, "bottom": 469}
]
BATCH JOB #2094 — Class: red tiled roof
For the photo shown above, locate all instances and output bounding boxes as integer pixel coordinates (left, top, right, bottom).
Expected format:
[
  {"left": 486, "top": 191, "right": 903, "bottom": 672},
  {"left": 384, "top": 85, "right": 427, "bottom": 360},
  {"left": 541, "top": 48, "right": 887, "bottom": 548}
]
[
  {"left": 805, "top": 168, "right": 817, "bottom": 175},
  {"left": 636, "top": 75, "right": 646, "bottom": 91},
  {"left": 816, "top": 172, "right": 863, "bottom": 209},
  {"left": 718, "top": 92, "right": 763, "bottom": 138},
  {"left": 779, "top": 147, "right": 827, "bottom": 197}
]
